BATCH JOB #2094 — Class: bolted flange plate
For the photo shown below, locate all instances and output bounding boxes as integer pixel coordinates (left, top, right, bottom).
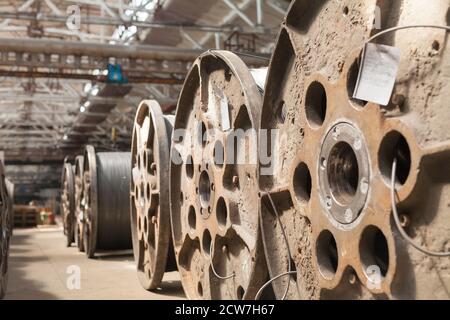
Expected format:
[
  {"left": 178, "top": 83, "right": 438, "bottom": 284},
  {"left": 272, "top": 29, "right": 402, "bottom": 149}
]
[
  {"left": 170, "top": 50, "right": 268, "bottom": 300},
  {"left": 130, "top": 100, "right": 176, "bottom": 290}
]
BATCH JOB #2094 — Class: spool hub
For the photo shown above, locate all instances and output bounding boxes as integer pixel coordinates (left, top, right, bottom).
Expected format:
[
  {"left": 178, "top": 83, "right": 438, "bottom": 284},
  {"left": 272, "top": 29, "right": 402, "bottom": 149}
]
[{"left": 318, "top": 122, "right": 370, "bottom": 226}]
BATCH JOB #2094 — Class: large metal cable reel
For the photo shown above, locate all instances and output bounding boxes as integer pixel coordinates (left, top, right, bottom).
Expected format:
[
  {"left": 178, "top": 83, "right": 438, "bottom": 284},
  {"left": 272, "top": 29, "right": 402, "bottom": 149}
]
[
  {"left": 4, "top": 179, "right": 13, "bottom": 239},
  {"left": 82, "top": 145, "right": 132, "bottom": 258},
  {"left": 61, "top": 161, "right": 76, "bottom": 247},
  {"left": 170, "top": 50, "right": 268, "bottom": 300},
  {"left": 0, "top": 162, "right": 13, "bottom": 299},
  {"left": 130, "top": 99, "right": 177, "bottom": 290},
  {"left": 259, "top": 0, "right": 450, "bottom": 300},
  {"left": 74, "top": 155, "right": 85, "bottom": 252}
]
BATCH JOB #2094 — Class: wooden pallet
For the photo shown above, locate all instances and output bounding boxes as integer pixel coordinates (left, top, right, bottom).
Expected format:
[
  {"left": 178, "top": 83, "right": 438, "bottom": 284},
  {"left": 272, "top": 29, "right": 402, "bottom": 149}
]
[{"left": 13, "top": 205, "right": 40, "bottom": 228}]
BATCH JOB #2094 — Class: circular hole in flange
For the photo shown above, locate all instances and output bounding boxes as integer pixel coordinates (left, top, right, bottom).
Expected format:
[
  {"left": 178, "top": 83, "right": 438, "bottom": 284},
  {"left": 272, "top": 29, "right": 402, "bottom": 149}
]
[
  {"left": 359, "top": 225, "right": 389, "bottom": 277},
  {"left": 180, "top": 192, "right": 184, "bottom": 205},
  {"left": 202, "top": 229, "right": 212, "bottom": 256},
  {"left": 343, "top": 6, "right": 349, "bottom": 16},
  {"left": 432, "top": 40, "right": 440, "bottom": 51},
  {"left": 188, "top": 206, "right": 196, "bottom": 231},
  {"left": 305, "top": 81, "right": 327, "bottom": 128},
  {"left": 134, "top": 185, "right": 139, "bottom": 199},
  {"left": 277, "top": 100, "right": 287, "bottom": 123},
  {"left": 378, "top": 131, "right": 411, "bottom": 186},
  {"left": 140, "top": 183, "right": 145, "bottom": 201},
  {"left": 199, "top": 171, "right": 211, "bottom": 208},
  {"left": 143, "top": 150, "right": 147, "bottom": 168},
  {"left": 316, "top": 230, "right": 339, "bottom": 280},
  {"left": 198, "top": 121, "right": 207, "bottom": 147},
  {"left": 197, "top": 282, "right": 203, "bottom": 297},
  {"left": 216, "top": 197, "right": 228, "bottom": 228},
  {"left": 213, "top": 141, "right": 224, "bottom": 168},
  {"left": 143, "top": 216, "right": 148, "bottom": 233},
  {"left": 347, "top": 59, "right": 368, "bottom": 107},
  {"left": 186, "top": 155, "right": 194, "bottom": 179},
  {"left": 293, "top": 162, "right": 312, "bottom": 204},
  {"left": 237, "top": 286, "right": 245, "bottom": 300},
  {"left": 146, "top": 182, "right": 151, "bottom": 200},
  {"left": 327, "top": 141, "right": 359, "bottom": 206}
]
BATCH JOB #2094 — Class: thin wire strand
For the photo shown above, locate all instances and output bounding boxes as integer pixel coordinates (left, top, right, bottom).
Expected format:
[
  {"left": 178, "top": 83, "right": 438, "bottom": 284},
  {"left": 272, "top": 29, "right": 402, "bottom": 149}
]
[
  {"left": 391, "top": 158, "right": 450, "bottom": 257},
  {"left": 255, "top": 271, "right": 298, "bottom": 301},
  {"left": 255, "top": 192, "right": 297, "bottom": 300},
  {"left": 370, "top": 24, "right": 450, "bottom": 257},
  {"left": 207, "top": 49, "right": 270, "bottom": 61},
  {"left": 230, "top": 51, "right": 271, "bottom": 61},
  {"left": 209, "top": 242, "right": 236, "bottom": 280},
  {"left": 368, "top": 25, "right": 450, "bottom": 43}
]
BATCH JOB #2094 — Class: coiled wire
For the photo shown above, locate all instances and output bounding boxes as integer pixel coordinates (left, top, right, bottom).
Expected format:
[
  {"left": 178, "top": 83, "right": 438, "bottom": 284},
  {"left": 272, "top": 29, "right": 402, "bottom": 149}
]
[
  {"left": 84, "top": 147, "right": 132, "bottom": 254},
  {"left": 96, "top": 152, "right": 132, "bottom": 250}
]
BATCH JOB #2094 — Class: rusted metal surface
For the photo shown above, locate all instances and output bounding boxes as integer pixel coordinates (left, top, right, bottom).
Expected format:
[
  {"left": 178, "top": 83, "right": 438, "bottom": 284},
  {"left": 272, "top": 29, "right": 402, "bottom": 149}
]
[
  {"left": 130, "top": 100, "right": 177, "bottom": 290},
  {"left": 82, "top": 145, "right": 132, "bottom": 258},
  {"left": 74, "top": 156, "right": 85, "bottom": 252},
  {"left": 260, "top": 0, "right": 450, "bottom": 299},
  {"left": 170, "top": 50, "right": 267, "bottom": 299},
  {"left": 0, "top": 162, "right": 13, "bottom": 299},
  {"left": 61, "top": 161, "right": 76, "bottom": 247}
]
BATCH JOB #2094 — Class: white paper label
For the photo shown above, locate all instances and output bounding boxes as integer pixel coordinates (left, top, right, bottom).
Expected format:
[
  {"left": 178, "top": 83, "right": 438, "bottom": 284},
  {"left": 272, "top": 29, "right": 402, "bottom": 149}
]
[
  {"left": 353, "top": 43, "right": 401, "bottom": 106},
  {"left": 208, "top": 81, "right": 230, "bottom": 131}
]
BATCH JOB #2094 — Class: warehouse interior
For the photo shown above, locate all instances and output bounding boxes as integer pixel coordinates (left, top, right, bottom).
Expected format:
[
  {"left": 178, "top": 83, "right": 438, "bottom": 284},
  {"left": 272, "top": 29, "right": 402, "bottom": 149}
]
[
  {"left": 0, "top": 0, "right": 289, "bottom": 300},
  {"left": 1, "top": 0, "right": 286, "bottom": 204},
  {"left": 0, "top": 0, "right": 449, "bottom": 301}
]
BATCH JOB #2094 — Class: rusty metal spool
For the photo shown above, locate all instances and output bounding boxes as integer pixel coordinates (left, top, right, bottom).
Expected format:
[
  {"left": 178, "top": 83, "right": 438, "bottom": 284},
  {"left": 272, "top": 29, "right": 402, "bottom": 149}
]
[
  {"left": 259, "top": 0, "right": 450, "bottom": 299},
  {"left": 170, "top": 50, "right": 268, "bottom": 300},
  {"left": 0, "top": 162, "right": 13, "bottom": 299},
  {"left": 82, "top": 145, "right": 132, "bottom": 258},
  {"left": 74, "top": 155, "right": 85, "bottom": 252},
  {"left": 61, "top": 161, "right": 76, "bottom": 247},
  {"left": 130, "top": 100, "right": 177, "bottom": 290}
]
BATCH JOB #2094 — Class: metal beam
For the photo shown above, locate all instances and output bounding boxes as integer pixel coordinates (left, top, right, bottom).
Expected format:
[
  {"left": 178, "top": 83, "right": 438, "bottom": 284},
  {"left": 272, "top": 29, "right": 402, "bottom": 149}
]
[
  {"left": 0, "top": 11, "right": 270, "bottom": 34},
  {"left": 199, "top": 0, "right": 255, "bottom": 47},
  {"left": 0, "top": 70, "right": 184, "bottom": 84},
  {"left": 0, "top": 37, "right": 203, "bottom": 62},
  {"left": 222, "top": 0, "right": 256, "bottom": 28},
  {"left": 266, "top": 0, "right": 289, "bottom": 16},
  {"left": 256, "top": 0, "right": 264, "bottom": 25},
  {"left": 0, "top": 94, "right": 79, "bottom": 103}
]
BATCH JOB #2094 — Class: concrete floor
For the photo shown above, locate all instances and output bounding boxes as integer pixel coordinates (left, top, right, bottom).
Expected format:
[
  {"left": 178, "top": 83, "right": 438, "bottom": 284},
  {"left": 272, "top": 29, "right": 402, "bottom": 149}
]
[{"left": 5, "top": 226, "right": 185, "bottom": 300}]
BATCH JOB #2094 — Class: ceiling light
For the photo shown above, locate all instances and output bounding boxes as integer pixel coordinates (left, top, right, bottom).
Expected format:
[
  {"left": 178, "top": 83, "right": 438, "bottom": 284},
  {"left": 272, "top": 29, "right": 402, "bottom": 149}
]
[
  {"left": 83, "top": 82, "right": 92, "bottom": 93},
  {"left": 91, "top": 86, "right": 99, "bottom": 96}
]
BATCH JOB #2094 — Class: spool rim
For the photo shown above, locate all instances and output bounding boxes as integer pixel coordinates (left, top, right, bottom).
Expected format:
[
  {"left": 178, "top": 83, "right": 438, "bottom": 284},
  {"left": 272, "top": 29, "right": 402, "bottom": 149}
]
[
  {"left": 130, "top": 100, "right": 174, "bottom": 290},
  {"left": 169, "top": 50, "right": 267, "bottom": 300},
  {"left": 83, "top": 145, "right": 98, "bottom": 258}
]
